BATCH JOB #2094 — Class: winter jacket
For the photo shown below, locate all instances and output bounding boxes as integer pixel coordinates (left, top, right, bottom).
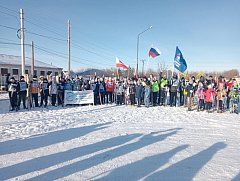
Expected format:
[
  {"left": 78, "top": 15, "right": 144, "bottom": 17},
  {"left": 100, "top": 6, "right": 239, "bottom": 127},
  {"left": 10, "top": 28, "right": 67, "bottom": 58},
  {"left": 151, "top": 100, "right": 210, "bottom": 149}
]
[
  {"left": 186, "top": 84, "right": 194, "bottom": 97},
  {"left": 135, "top": 84, "right": 144, "bottom": 99},
  {"left": 204, "top": 88, "right": 217, "bottom": 103},
  {"left": 217, "top": 90, "right": 226, "bottom": 101},
  {"left": 99, "top": 82, "right": 106, "bottom": 94},
  {"left": 129, "top": 84, "right": 136, "bottom": 95},
  {"left": 144, "top": 86, "right": 151, "bottom": 99},
  {"left": 106, "top": 81, "right": 115, "bottom": 92},
  {"left": 115, "top": 84, "right": 124, "bottom": 95},
  {"left": 196, "top": 88, "right": 205, "bottom": 100},
  {"left": 17, "top": 80, "right": 28, "bottom": 93},
  {"left": 160, "top": 79, "right": 167, "bottom": 89},
  {"left": 152, "top": 81, "right": 159, "bottom": 93},
  {"left": 170, "top": 78, "right": 179, "bottom": 93},
  {"left": 49, "top": 81, "right": 58, "bottom": 95},
  {"left": 64, "top": 82, "right": 72, "bottom": 90},
  {"left": 30, "top": 79, "right": 39, "bottom": 94},
  {"left": 8, "top": 81, "right": 18, "bottom": 93}
]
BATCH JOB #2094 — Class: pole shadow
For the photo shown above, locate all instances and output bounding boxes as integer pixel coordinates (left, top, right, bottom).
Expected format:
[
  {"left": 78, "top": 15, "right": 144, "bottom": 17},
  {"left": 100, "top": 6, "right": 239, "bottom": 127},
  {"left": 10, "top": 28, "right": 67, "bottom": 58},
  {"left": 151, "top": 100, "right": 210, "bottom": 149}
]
[
  {"left": 145, "top": 142, "right": 227, "bottom": 181},
  {"left": 0, "top": 122, "right": 111, "bottom": 155},
  {"left": 97, "top": 144, "right": 189, "bottom": 181},
  {"left": 29, "top": 128, "right": 181, "bottom": 180}
]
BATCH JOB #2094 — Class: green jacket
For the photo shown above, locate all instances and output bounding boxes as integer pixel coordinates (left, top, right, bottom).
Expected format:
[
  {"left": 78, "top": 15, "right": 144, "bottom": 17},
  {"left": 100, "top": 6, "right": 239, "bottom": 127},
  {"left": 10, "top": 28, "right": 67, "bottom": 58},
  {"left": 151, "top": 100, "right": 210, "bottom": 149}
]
[
  {"left": 160, "top": 79, "right": 167, "bottom": 89},
  {"left": 152, "top": 81, "right": 159, "bottom": 92}
]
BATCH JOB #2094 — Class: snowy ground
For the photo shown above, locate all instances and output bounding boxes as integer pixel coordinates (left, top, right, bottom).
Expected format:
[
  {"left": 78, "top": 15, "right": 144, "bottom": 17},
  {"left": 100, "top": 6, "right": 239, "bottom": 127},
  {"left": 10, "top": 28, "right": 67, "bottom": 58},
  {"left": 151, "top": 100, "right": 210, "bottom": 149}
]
[{"left": 0, "top": 100, "right": 240, "bottom": 181}]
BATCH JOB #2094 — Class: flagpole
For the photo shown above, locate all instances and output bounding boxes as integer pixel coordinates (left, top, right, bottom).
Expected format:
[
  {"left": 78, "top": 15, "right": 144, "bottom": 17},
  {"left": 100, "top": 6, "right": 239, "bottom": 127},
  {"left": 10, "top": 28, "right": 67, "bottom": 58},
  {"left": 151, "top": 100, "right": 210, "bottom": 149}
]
[
  {"left": 117, "top": 68, "right": 119, "bottom": 79},
  {"left": 172, "top": 62, "right": 174, "bottom": 78}
]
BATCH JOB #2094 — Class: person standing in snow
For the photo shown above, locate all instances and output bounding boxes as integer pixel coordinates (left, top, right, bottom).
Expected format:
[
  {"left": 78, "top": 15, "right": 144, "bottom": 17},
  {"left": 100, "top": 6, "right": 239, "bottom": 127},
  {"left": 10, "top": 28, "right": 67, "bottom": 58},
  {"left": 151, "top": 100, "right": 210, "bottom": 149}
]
[
  {"left": 115, "top": 80, "right": 124, "bottom": 105},
  {"left": 57, "top": 78, "right": 65, "bottom": 106},
  {"left": 99, "top": 78, "right": 106, "bottom": 104},
  {"left": 49, "top": 76, "right": 58, "bottom": 106},
  {"left": 144, "top": 80, "right": 151, "bottom": 108},
  {"left": 196, "top": 82, "right": 205, "bottom": 111},
  {"left": 226, "top": 78, "right": 234, "bottom": 110},
  {"left": 93, "top": 79, "right": 100, "bottom": 105},
  {"left": 135, "top": 79, "right": 144, "bottom": 107},
  {"left": 160, "top": 75, "right": 168, "bottom": 106},
  {"left": 179, "top": 77, "right": 186, "bottom": 106},
  {"left": 186, "top": 79, "right": 195, "bottom": 111},
  {"left": 39, "top": 77, "right": 49, "bottom": 108},
  {"left": 169, "top": 74, "right": 179, "bottom": 107},
  {"left": 30, "top": 75, "right": 39, "bottom": 107},
  {"left": 204, "top": 84, "right": 217, "bottom": 113},
  {"left": 151, "top": 77, "right": 159, "bottom": 106},
  {"left": 105, "top": 77, "right": 115, "bottom": 104},
  {"left": 216, "top": 76, "right": 226, "bottom": 113},
  {"left": 129, "top": 79, "right": 136, "bottom": 105},
  {"left": 8, "top": 77, "right": 18, "bottom": 111},
  {"left": 17, "top": 75, "right": 28, "bottom": 110}
]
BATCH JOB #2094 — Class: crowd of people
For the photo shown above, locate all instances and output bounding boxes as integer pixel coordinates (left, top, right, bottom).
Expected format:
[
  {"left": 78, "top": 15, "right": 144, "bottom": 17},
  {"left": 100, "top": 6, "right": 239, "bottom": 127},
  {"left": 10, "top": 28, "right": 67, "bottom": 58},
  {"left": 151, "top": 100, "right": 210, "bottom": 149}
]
[{"left": 6, "top": 73, "right": 240, "bottom": 114}]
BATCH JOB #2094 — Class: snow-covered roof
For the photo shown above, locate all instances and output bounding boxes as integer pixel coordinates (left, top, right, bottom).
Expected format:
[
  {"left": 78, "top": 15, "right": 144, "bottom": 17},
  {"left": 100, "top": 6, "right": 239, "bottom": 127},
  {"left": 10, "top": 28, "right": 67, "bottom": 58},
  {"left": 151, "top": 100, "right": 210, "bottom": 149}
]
[{"left": 0, "top": 54, "right": 62, "bottom": 69}]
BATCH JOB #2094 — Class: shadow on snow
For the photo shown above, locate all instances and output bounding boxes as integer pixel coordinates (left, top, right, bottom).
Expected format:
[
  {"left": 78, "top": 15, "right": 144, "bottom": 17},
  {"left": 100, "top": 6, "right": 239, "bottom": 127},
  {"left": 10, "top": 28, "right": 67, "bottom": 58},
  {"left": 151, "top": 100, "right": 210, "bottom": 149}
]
[
  {"left": 145, "top": 142, "right": 227, "bottom": 181},
  {"left": 0, "top": 122, "right": 111, "bottom": 155},
  {"left": 0, "top": 133, "right": 141, "bottom": 180},
  {"left": 97, "top": 144, "right": 189, "bottom": 181},
  {"left": 26, "top": 128, "right": 181, "bottom": 180}
]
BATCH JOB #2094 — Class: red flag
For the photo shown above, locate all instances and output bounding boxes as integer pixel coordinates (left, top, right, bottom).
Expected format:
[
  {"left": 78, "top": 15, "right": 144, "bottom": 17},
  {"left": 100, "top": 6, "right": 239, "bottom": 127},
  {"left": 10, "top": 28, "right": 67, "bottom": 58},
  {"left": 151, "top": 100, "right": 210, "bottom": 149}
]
[{"left": 116, "top": 57, "right": 128, "bottom": 70}]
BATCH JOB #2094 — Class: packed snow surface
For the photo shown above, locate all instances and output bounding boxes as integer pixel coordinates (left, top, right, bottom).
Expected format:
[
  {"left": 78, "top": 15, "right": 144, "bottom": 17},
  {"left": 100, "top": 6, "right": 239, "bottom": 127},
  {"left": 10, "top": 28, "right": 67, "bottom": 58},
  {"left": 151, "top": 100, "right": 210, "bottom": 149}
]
[{"left": 0, "top": 103, "right": 239, "bottom": 181}]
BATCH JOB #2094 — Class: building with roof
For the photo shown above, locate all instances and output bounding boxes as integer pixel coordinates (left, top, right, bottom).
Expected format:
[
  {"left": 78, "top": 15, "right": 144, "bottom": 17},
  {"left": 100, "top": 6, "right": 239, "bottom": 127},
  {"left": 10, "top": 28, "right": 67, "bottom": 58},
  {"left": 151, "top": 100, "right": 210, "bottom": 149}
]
[{"left": 0, "top": 54, "right": 62, "bottom": 88}]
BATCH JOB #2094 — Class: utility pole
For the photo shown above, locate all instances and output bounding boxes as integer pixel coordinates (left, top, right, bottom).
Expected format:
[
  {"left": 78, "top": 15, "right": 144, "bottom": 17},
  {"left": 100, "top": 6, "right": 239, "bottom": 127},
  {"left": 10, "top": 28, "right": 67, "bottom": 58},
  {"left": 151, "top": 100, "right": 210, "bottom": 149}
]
[
  {"left": 20, "top": 9, "right": 25, "bottom": 76},
  {"left": 136, "top": 26, "right": 152, "bottom": 78},
  {"left": 136, "top": 35, "right": 139, "bottom": 78},
  {"left": 31, "top": 41, "right": 34, "bottom": 79},
  {"left": 141, "top": 59, "right": 146, "bottom": 77},
  {"left": 67, "top": 19, "right": 71, "bottom": 77}
]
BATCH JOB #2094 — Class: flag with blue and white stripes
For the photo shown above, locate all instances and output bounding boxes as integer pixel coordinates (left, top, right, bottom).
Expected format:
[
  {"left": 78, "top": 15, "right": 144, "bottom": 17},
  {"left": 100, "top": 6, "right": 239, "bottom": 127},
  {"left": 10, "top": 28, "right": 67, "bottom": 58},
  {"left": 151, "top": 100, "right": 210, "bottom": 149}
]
[{"left": 174, "top": 46, "right": 187, "bottom": 73}]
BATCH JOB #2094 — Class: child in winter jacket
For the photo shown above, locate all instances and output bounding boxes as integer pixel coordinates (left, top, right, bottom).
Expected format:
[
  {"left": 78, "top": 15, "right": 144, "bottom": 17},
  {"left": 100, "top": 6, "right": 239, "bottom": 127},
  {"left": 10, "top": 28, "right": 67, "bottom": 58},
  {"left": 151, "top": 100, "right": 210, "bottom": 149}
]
[
  {"left": 186, "top": 80, "right": 195, "bottom": 111},
  {"left": 216, "top": 89, "right": 226, "bottom": 113},
  {"left": 204, "top": 85, "right": 217, "bottom": 112},
  {"left": 196, "top": 82, "right": 205, "bottom": 111}
]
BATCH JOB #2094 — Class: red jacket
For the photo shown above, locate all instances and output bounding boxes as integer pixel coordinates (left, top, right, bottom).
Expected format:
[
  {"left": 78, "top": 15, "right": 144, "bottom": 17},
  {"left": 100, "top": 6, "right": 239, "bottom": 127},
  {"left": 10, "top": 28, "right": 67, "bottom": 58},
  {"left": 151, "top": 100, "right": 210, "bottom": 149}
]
[
  {"left": 226, "top": 82, "right": 233, "bottom": 90},
  {"left": 106, "top": 81, "right": 115, "bottom": 92},
  {"left": 204, "top": 88, "right": 217, "bottom": 103}
]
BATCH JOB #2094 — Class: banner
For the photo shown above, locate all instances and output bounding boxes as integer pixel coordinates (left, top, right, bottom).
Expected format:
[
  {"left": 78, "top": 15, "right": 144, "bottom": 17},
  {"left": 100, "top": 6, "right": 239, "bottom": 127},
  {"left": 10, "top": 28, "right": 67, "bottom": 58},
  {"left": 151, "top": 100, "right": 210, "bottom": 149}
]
[{"left": 64, "top": 90, "right": 94, "bottom": 105}]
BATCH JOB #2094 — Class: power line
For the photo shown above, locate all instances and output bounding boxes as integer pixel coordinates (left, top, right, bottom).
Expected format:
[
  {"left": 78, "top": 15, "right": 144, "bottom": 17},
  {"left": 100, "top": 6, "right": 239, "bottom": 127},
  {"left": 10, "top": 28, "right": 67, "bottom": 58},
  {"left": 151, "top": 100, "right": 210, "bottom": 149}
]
[
  {"left": 25, "top": 30, "right": 66, "bottom": 42},
  {"left": 0, "top": 5, "right": 133, "bottom": 63},
  {"left": 0, "top": 41, "right": 31, "bottom": 46},
  {"left": 0, "top": 5, "right": 18, "bottom": 13},
  {"left": 0, "top": 10, "right": 20, "bottom": 23},
  {"left": 34, "top": 44, "right": 113, "bottom": 67},
  {"left": 25, "top": 18, "right": 64, "bottom": 37},
  {"left": 0, "top": 24, "right": 18, "bottom": 30}
]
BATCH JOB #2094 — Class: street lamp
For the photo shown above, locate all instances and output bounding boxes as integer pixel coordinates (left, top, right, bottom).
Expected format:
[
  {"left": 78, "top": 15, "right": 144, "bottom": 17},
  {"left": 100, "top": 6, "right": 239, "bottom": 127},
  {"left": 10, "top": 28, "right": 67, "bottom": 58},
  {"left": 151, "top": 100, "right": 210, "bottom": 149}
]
[{"left": 136, "top": 26, "right": 152, "bottom": 78}]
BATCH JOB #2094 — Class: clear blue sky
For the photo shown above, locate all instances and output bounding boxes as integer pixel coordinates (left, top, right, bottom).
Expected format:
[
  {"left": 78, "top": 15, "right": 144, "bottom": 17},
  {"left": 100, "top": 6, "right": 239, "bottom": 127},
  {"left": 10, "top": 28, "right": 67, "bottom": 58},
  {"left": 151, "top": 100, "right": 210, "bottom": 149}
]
[{"left": 0, "top": 0, "right": 239, "bottom": 72}]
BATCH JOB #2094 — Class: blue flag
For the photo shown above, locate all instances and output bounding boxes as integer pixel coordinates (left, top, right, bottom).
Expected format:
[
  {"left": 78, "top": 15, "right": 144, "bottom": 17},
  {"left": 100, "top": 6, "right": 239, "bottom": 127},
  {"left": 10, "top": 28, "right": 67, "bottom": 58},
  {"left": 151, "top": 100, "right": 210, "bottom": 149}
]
[{"left": 174, "top": 46, "right": 187, "bottom": 73}]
